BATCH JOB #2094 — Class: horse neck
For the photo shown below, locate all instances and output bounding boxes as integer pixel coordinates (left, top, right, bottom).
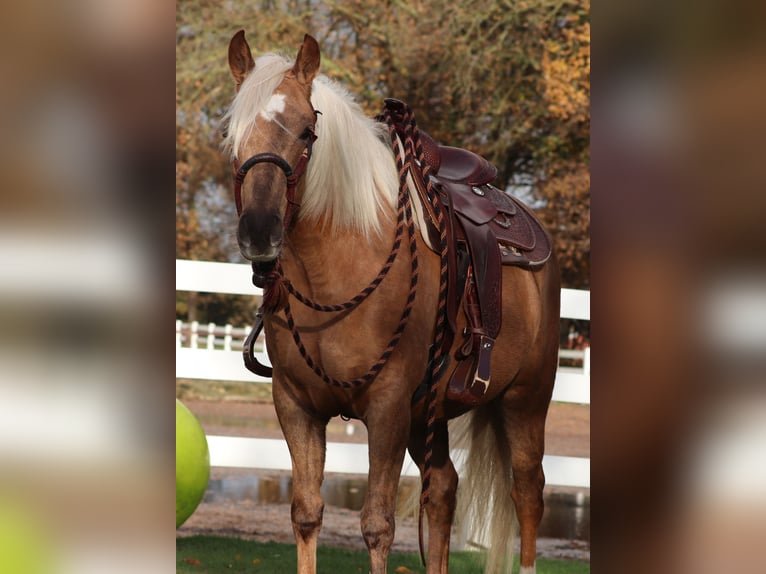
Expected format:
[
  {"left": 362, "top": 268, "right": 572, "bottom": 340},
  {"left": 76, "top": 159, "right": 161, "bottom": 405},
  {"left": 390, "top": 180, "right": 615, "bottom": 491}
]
[
  {"left": 282, "top": 95, "right": 402, "bottom": 300},
  {"left": 283, "top": 211, "right": 399, "bottom": 301}
]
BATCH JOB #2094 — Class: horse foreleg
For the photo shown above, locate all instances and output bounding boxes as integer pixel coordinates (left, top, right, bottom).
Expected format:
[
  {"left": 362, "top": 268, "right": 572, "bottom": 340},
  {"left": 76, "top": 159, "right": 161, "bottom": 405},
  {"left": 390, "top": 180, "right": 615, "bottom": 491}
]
[
  {"left": 505, "top": 407, "right": 548, "bottom": 574},
  {"left": 407, "top": 420, "right": 457, "bottom": 574},
  {"left": 273, "top": 382, "right": 327, "bottom": 574},
  {"left": 362, "top": 404, "right": 410, "bottom": 574}
]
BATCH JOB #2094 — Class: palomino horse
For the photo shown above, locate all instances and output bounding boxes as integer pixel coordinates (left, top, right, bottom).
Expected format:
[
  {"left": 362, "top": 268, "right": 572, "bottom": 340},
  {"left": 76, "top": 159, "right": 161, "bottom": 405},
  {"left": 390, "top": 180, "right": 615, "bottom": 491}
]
[{"left": 222, "top": 31, "right": 560, "bottom": 574}]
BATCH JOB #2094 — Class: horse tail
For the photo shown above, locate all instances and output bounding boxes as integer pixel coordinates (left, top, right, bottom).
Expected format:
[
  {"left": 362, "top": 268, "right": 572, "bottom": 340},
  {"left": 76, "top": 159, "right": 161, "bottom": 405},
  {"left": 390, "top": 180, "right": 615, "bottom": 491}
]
[{"left": 452, "top": 406, "right": 517, "bottom": 574}]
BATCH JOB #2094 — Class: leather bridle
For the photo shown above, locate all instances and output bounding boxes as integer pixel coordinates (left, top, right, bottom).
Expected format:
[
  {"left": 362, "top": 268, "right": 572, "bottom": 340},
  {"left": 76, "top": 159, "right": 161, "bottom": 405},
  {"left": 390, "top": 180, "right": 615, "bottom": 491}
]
[{"left": 232, "top": 122, "right": 318, "bottom": 230}]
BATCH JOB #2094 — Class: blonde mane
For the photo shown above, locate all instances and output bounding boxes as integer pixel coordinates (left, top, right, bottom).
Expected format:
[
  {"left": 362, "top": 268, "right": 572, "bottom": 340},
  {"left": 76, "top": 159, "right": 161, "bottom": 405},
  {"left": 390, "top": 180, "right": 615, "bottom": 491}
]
[{"left": 222, "top": 53, "right": 399, "bottom": 238}]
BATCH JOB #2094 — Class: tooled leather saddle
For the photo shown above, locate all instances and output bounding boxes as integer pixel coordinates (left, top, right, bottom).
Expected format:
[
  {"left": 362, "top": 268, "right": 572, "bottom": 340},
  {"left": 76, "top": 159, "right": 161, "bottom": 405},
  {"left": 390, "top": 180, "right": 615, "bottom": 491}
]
[{"left": 382, "top": 99, "right": 552, "bottom": 405}]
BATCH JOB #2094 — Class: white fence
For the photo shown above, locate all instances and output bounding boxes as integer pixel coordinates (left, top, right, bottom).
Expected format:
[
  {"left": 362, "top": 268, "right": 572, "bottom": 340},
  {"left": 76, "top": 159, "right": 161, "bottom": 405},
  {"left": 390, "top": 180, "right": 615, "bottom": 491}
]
[
  {"left": 176, "top": 321, "right": 250, "bottom": 351},
  {"left": 176, "top": 259, "right": 590, "bottom": 488}
]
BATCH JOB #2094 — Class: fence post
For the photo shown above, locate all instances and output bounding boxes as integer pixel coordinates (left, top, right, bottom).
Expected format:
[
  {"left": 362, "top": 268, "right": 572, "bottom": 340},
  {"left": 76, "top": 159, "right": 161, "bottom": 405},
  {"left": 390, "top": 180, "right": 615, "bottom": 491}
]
[
  {"left": 207, "top": 322, "right": 216, "bottom": 350},
  {"left": 224, "top": 324, "right": 233, "bottom": 351},
  {"left": 190, "top": 321, "right": 199, "bottom": 349},
  {"left": 176, "top": 320, "right": 182, "bottom": 348}
]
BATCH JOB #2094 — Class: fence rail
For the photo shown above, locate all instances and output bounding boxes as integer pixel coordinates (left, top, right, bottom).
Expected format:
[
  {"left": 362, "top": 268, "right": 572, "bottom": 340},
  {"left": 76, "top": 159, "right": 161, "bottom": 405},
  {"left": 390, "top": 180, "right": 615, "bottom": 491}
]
[
  {"left": 176, "top": 259, "right": 590, "bottom": 488},
  {"left": 175, "top": 321, "right": 252, "bottom": 352},
  {"left": 174, "top": 320, "right": 590, "bottom": 398},
  {"left": 176, "top": 319, "right": 588, "bottom": 363}
]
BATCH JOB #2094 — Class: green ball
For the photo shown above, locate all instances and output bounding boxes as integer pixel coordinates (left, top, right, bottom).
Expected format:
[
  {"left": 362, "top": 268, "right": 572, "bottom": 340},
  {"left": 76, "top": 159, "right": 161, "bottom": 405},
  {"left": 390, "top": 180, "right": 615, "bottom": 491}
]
[
  {"left": 0, "top": 497, "right": 53, "bottom": 574},
  {"left": 176, "top": 399, "right": 210, "bottom": 528}
]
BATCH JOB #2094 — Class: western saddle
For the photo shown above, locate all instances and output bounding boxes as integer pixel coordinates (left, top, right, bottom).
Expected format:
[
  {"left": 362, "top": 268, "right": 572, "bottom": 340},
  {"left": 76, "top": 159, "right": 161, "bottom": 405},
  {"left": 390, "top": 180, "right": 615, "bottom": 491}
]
[{"left": 382, "top": 99, "right": 552, "bottom": 405}]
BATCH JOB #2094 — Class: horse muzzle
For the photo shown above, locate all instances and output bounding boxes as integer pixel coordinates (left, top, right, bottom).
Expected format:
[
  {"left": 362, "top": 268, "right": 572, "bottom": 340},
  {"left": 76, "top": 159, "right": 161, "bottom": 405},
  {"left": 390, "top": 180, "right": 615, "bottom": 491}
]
[
  {"left": 233, "top": 151, "right": 307, "bottom": 263},
  {"left": 237, "top": 209, "right": 284, "bottom": 262}
]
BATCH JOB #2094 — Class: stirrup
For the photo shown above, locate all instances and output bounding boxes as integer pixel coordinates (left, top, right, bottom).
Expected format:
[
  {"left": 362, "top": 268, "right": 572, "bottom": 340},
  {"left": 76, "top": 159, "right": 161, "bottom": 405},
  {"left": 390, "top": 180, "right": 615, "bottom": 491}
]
[{"left": 446, "top": 333, "right": 494, "bottom": 405}]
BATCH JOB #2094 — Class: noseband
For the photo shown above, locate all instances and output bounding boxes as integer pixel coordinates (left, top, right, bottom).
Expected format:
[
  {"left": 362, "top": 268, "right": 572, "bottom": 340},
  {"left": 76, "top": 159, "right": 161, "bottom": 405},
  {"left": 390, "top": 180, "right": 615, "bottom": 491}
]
[{"left": 232, "top": 126, "right": 318, "bottom": 230}]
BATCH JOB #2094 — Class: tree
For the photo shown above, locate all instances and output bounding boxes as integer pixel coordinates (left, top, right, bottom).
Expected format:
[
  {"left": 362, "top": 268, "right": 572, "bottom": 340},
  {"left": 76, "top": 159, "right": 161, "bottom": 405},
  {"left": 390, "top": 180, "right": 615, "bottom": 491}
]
[
  {"left": 176, "top": 0, "right": 590, "bottom": 323},
  {"left": 317, "top": 0, "right": 591, "bottom": 285}
]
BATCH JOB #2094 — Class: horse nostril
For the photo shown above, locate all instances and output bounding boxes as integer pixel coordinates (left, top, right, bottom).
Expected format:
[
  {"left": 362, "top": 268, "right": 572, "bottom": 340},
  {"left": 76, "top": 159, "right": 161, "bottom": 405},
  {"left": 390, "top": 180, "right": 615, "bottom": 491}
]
[
  {"left": 237, "top": 216, "right": 250, "bottom": 244},
  {"left": 237, "top": 209, "right": 283, "bottom": 260},
  {"left": 268, "top": 214, "right": 283, "bottom": 248}
]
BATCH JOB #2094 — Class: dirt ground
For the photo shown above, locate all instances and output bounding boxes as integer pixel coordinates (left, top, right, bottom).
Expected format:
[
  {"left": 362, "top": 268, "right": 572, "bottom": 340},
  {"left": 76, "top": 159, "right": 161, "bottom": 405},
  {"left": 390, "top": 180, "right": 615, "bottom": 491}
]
[
  {"left": 179, "top": 400, "right": 589, "bottom": 456},
  {"left": 177, "top": 399, "right": 590, "bottom": 562}
]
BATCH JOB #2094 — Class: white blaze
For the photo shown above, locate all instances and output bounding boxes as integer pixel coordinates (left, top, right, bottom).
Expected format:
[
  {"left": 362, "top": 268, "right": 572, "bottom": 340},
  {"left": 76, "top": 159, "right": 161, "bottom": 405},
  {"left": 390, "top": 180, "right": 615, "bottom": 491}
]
[{"left": 259, "top": 93, "right": 286, "bottom": 122}]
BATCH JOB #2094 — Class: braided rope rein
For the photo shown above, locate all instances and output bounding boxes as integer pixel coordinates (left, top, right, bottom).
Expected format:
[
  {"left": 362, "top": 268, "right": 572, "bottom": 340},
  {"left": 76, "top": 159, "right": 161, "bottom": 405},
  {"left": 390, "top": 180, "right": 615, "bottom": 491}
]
[
  {"left": 258, "top": 128, "right": 419, "bottom": 390},
  {"left": 271, "top": 188, "right": 406, "bottom": 313},
  {"left": 258, "top": 101, "right": 449, "bottom": 566},
  {"left": 382, "top": 104, "right": 451, "bottom": 565},
  {"left": 278, "top": 193, "right": 418, "bottom": 389}
]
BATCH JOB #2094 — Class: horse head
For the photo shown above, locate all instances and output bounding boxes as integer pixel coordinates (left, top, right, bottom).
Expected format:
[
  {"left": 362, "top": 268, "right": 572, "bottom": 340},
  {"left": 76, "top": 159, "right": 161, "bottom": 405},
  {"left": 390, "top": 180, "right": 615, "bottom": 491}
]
[{"left": 227, "top": 31, "right": 320, "bottom": 262}]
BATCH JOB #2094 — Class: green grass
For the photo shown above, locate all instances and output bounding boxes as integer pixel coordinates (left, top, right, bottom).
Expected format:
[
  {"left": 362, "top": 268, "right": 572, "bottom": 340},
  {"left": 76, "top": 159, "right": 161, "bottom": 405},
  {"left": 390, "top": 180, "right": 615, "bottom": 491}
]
[{"left": 177, "top": 536, "right": 589, "bottom": 573}]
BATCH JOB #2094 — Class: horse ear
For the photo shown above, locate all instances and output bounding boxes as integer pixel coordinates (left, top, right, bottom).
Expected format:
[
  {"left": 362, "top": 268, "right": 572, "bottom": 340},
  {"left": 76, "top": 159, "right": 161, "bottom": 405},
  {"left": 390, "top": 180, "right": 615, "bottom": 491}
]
[
  {"left": 228, "top": 30, "right": 255, "bottom": 90},
  {"left": 292, "top": 34, "right": 320, "bottom": 87}
]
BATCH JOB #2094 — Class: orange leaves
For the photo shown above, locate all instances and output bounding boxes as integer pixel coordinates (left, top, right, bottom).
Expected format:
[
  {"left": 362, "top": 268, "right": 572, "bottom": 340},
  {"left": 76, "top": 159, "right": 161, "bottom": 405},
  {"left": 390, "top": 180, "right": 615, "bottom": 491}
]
[
  {"left": 538, "top": 164, "right": 591, "bottom": 287},
  {"left": 175, "top": 0, "right": 590, "bottom": 287},
  {"left": 542, "top": 21, "right": 590, "bottom": 124}
]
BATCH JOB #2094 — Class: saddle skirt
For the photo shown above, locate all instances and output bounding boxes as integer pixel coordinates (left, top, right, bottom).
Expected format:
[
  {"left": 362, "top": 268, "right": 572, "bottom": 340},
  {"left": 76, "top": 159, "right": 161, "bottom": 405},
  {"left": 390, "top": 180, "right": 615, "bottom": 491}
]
[
  {"left": 413, "top": 125, "right": 552, "bottom": 268},
  {"left": 434, "top": 179, "right": 552, "bottom": 269}
]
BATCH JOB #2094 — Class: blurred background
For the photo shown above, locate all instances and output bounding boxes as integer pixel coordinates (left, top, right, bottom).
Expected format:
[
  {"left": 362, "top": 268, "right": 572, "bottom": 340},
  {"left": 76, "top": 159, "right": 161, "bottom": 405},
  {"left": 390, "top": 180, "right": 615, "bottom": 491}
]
[
  {"left": 0, "top": 0, "right": 174, "bottom": 572},
  {"left": 591, "top": 1, "right": 766, "bottom": 572}
]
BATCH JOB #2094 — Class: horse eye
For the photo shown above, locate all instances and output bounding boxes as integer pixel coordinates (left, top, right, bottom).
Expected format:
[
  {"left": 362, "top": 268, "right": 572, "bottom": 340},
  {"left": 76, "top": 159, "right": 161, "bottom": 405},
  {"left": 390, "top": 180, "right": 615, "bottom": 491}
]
[{"left": 299, "top": 127, "right": 314, "bottom": 141}]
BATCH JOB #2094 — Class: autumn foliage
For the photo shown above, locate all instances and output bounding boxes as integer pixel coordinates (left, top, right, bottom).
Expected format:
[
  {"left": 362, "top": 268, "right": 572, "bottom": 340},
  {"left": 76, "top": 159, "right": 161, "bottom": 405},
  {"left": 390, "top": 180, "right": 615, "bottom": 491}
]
[{"left": 176, "top": 0, "right": 589, "bottom": 321}]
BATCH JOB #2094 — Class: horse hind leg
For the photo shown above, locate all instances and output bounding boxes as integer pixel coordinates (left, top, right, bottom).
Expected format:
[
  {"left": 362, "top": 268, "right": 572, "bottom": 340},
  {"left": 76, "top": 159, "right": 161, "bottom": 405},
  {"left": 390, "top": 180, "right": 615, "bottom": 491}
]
[
  {"left": 504, "top": 401, "right": 549, "bottom": 574},
  {"left": 407, "top": 419, "right": 458, "bottom": 574}
]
